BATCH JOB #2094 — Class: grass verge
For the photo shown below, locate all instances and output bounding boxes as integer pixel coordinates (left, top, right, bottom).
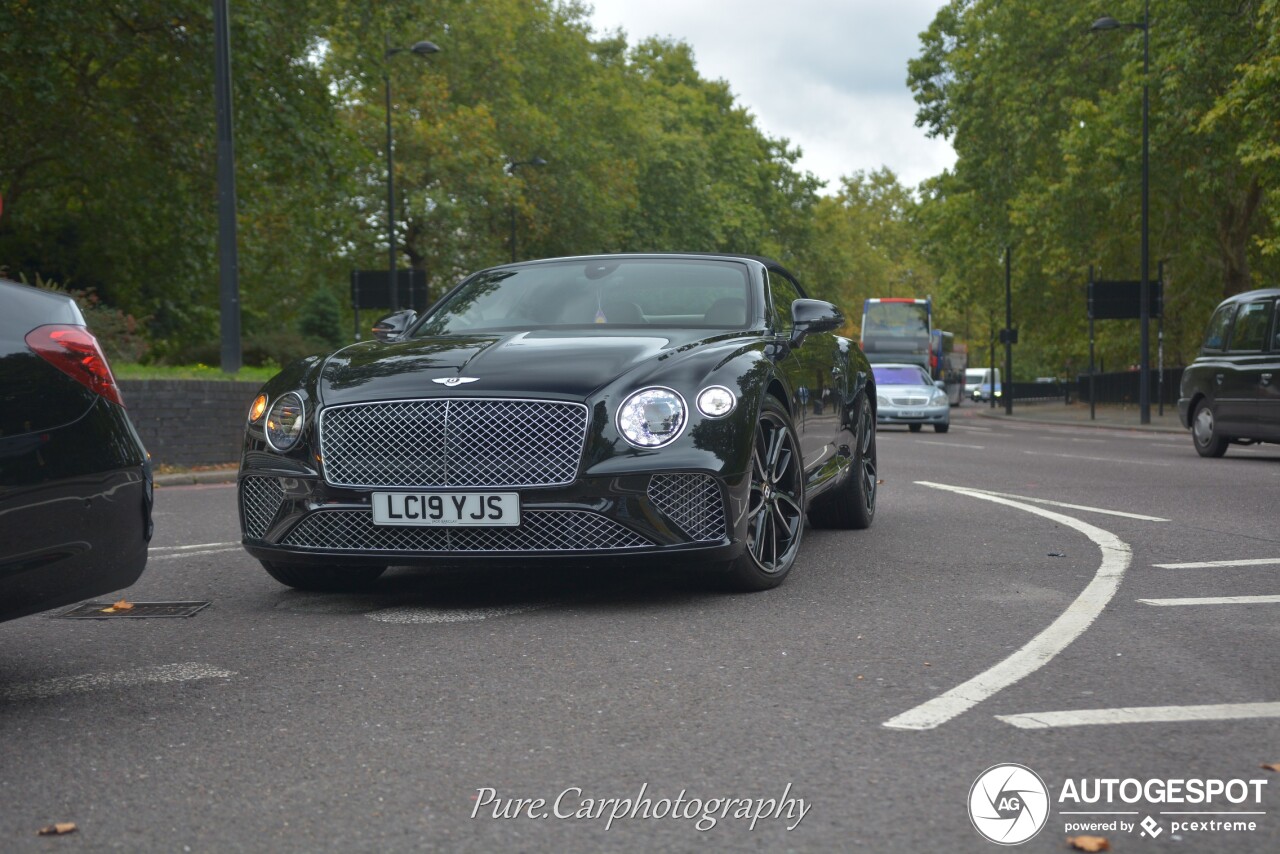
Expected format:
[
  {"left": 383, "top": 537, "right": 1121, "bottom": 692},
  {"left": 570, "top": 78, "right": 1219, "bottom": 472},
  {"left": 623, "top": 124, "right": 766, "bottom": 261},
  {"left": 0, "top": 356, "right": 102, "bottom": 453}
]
[{"left": 114, "top": 363, "right": 279, "bottom": 382}]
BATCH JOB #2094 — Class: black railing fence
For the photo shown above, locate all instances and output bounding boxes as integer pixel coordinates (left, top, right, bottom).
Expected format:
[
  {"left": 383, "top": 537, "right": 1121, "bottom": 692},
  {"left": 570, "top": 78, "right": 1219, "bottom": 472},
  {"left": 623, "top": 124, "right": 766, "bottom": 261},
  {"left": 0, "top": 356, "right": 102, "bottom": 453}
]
[
  {"left": 1075, "top": 368, "right": 1184, "bottom": 406},
  {"left": 966, "top": 369, "right": 1186, "bottom": 406},
  {"left": 1006, "top": 381, "right": 1071, "bottom": 403}
]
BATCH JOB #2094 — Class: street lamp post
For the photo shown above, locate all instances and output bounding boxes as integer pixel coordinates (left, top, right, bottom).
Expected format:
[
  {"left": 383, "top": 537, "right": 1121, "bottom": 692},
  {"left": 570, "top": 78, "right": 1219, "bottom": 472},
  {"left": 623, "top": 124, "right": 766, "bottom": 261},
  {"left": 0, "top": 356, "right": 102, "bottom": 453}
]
[
  {"left": 383, "top": 37, "right": 439, "bottom": 311},
  {"left": 1092, "top": 1, "right": 1151, "bottom": 424},
  {"left": 506, "top": 157, "right": 546, "bottom": 263}
]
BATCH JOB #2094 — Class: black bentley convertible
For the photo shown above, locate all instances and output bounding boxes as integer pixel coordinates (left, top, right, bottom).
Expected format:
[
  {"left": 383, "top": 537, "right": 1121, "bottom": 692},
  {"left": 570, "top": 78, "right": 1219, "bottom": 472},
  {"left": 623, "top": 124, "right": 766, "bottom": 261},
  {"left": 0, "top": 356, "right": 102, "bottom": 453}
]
[{"left": 239, "top": 254, "right": 877, "bottom": 592}]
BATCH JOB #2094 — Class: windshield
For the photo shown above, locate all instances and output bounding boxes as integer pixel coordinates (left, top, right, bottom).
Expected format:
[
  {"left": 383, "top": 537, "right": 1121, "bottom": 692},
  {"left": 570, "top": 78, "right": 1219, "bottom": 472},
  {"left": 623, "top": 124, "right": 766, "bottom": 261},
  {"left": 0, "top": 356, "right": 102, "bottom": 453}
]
[
  {"left": 413, "top": 258, "right": 753, "bottom": 336},
  {"left": 873, "top": 366, "right": 932, "bottom": 386}
]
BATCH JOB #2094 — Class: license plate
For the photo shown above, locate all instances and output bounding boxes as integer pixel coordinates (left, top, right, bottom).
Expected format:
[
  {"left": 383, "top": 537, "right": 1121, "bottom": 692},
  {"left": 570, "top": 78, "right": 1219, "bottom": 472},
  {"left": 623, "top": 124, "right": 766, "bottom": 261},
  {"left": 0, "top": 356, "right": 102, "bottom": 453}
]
[
  {"left": 902, "top": 410, "right": 922, "bottom": 418},
  {"left": 372, "top": 492, "right": 520, "bottom": 527}
]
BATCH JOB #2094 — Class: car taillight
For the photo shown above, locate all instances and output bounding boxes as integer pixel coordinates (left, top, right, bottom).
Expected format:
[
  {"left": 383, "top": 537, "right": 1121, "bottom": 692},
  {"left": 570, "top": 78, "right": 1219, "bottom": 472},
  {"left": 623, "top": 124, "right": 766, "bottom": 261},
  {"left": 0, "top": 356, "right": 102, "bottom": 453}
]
[{"left": 25, "top": 325, "right": 125, "bottom": 407}]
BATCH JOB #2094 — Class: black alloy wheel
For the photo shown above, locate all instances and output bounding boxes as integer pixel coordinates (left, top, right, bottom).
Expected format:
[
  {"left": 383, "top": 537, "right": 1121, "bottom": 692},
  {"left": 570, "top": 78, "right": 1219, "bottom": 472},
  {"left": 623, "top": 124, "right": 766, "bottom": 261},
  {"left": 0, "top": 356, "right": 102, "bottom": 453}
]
[
  {"left": 1191, "top": 399, "right": 1229, "bottom": 458},
  {"left": 809, "top": 395, "right": 877, "bottom": 530},
  {"left": 260, "top": 560, "right": 387, "bottom": 592},
  {"left": 722, "top": 397, "right": 805, "bottom": 591}
]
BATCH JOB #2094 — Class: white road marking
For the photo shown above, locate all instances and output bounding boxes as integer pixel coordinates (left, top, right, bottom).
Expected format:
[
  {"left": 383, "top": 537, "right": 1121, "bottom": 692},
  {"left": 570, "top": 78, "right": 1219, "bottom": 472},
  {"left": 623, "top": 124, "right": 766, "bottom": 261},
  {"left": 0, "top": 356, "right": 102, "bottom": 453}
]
[
  {"left": 1153, "top": 558, "right": 1280, "bottom": 569},
  {"left": 150, "top": 547, "right": 242, "bottom": 561},
  {"left": 950, "top": 486, "right": 1169, "bottom": 522},
  {"left": 151, "top": 542, "right": 238, "bottom": 552},
  {"left": 1023, "top": 450, "right": 1172, "bottom": 467},
  {"left": 997, "top": 702, "right": 1280, "bottom": 729},
  {"left": 1138, "top": 595, "right": 1280, "bottom": 606},
  {"left": 883, "top": 482, "right": 1131, "bottom": 731},
  {"left": 919, "top": 440, "right": 985, "bottom": 449},
  {"left": 954, "top": 425, "right": 994, "bottom": 433},
  {"left": 367, "top": 604, "right": 551, "bottom": 624},
  {"left": 1, "top": 663, "right": 235, "bottom": 702}
]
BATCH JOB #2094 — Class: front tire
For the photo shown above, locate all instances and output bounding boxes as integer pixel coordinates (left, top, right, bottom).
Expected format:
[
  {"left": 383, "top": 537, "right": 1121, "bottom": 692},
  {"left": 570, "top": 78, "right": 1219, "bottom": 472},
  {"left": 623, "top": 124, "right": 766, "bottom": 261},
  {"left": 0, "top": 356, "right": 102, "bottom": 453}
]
[
  {"left": 809, "top": 395, "right": 877, "bottom": 530},
  {"left": 720, "top": 397, "right": 806, "bottom": 592},
  {"left": 1191, "top": 399, "right": 1229, "bottom": 457},
  {"left": 908, "top": 423, "right": 922, "bottom": 433},
  {"left": 261, "top": 560, "right": 387, "bottom": 592},
  {"left": 934, "top": 422, "right": 950, "bottom": 434}
]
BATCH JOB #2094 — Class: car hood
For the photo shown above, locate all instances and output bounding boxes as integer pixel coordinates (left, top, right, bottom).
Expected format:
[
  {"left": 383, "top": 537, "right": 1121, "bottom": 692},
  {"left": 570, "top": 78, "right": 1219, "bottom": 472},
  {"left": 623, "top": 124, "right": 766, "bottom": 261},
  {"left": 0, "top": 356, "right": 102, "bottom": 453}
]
[{"left": 318, "top": 330, "right": 713, "bottom": 404}]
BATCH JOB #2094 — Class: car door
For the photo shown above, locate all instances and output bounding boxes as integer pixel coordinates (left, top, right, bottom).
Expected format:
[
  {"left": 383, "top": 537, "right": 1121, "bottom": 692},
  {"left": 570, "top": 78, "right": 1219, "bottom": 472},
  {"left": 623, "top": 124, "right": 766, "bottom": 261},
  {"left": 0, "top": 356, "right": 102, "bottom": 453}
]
[
  {"left": 766, "top": 270, "right": 841, "bottom": 485},
  {"left": 1256, "top": 298, "right": 1280, "bottom": 440},
  {"left": 1218, "top": 300, "right": 1272, "bottom": 437}
]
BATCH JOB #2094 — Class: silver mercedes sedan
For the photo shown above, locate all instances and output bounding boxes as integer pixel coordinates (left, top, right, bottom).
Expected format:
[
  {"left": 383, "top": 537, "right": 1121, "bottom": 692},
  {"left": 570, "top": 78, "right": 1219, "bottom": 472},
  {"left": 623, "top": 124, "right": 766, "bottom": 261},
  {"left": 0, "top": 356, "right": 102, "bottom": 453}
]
[{"left": 872, "top": 363, "right": 950, "bottom": 433}]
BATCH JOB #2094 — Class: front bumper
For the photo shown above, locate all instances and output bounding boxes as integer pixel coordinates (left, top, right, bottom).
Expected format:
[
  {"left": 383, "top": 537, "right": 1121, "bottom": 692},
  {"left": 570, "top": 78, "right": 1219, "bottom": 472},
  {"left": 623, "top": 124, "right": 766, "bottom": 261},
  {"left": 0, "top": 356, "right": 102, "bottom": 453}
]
[
  {"left": 1177, "top": 397, "right": 1193, "bottom": 429},
  {"left": 239, "top": 469, "right": 749, "bottom": 566},
  {"left": 877, "top": 403, "right": 950, "bottom": 425}
]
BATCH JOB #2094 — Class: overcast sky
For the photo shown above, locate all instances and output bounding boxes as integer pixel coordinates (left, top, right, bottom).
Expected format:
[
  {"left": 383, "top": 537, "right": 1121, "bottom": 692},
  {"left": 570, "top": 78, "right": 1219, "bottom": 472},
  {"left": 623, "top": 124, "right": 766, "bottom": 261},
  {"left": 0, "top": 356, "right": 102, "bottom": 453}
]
[{"left": 585, "top": 0, "right": 956, "bottom": 193}]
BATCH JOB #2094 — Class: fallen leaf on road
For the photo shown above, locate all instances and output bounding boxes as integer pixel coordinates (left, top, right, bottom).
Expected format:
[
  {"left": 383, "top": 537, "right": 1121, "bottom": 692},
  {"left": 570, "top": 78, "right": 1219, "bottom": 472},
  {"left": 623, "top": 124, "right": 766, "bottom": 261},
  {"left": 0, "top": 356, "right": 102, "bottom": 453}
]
[
  {"left": 37, "top": 823, "right": 78, "bottom": 836},
  {"left": 1066, "top": 835, "right": 1109, "bottom": 852},
  {"left": 1262, "top": 763, "right": 1280, "bottom": 772},
  {"left": 101, "top": 599, "right": 134, "bottom": 614}
]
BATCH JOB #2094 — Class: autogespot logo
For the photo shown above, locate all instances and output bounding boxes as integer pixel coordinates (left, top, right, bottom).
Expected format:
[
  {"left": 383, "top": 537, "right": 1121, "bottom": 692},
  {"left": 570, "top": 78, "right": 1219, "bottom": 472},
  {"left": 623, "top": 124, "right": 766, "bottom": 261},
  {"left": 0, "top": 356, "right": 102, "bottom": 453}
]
[{"left": 968, "top": 764, "right": 1051, "bottom": 845}]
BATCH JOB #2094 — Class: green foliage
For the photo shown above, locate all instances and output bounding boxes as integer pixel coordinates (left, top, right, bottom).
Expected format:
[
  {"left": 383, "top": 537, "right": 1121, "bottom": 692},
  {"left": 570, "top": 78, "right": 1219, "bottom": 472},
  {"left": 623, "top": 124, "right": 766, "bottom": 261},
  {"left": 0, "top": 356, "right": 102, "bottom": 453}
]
[
  {"left": 5, "top": 0, "right": 1277, "bottom": 384},
  {"left": 25, "top": 274, "right": 150, "bottom": 363},
  {"left": 906, "top": 0, "right": 1280, "bottom": 378},
  {"left": 297, "top": 288, "right": 344, "bottom": 348}
]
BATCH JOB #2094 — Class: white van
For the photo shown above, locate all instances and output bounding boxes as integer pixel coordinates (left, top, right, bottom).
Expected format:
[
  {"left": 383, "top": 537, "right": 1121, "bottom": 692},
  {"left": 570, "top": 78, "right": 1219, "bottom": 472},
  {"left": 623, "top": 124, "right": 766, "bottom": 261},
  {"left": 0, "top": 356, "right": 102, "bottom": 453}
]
[{"left": 964, "top": 368, "right": 1001, "bottom": 401}]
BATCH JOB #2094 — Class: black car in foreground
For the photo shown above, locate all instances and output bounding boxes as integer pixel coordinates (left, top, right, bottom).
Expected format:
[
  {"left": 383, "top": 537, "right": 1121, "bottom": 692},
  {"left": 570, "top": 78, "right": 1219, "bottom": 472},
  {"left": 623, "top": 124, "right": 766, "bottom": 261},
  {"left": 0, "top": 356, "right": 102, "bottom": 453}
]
[
  {"left": 1179, "top": 288, "right": 1280, "bottom": 457},
  {"left": 0, "top": 279, "right": 152, "bottom": 622},
  {"left": 239, "top": 253, "right": 877, "bottom": 592}
]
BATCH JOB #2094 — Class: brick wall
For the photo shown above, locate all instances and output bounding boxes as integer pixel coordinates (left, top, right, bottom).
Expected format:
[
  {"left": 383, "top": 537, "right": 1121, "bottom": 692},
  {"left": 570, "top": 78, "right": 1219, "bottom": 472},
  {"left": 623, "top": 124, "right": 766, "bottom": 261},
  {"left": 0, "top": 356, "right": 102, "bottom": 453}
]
[{"left": 119, "top": 380, "right": 261, "bottom": 468}]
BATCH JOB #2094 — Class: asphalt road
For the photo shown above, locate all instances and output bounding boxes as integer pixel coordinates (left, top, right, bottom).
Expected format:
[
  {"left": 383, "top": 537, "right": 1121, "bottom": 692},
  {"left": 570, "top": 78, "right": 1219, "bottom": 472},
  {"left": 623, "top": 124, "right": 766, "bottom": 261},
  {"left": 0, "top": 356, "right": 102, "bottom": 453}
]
[{"left": 2, "top": 408, "right": 1277, "bottom": 852}]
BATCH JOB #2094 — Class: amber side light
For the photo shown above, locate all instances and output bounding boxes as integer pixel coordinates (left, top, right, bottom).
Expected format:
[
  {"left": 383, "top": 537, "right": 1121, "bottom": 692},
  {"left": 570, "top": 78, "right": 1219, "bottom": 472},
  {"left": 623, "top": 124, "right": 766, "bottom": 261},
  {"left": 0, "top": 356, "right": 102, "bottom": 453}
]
[{"left": 249, "top": 394, "right": 269, "bottom": 422}]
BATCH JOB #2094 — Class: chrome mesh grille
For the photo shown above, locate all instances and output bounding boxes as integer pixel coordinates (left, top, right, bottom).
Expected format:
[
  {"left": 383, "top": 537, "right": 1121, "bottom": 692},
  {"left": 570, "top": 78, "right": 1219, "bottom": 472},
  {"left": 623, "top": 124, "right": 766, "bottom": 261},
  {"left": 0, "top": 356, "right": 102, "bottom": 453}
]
[
  {"left": 280, "top": 509, "right": 651, "bottom": 552},
  {"left": 241, "top": 476, "right": 284, "bottom": 540},
  {"left": 319, "top": 399, "right": 588, "bottom": 488},
  {"left": 890, "top": 396, "right": 929, "bottom": 406},
  {"left": 647, "top": 474, "right": 727, "bottom": 542}
]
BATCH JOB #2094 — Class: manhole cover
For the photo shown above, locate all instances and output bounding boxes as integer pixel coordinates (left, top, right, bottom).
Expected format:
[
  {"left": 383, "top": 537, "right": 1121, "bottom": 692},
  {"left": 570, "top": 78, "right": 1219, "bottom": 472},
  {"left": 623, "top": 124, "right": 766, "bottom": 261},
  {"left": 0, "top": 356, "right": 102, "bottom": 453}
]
[{"left": 55, "top": 601, "right": 211, "bottom": 619}]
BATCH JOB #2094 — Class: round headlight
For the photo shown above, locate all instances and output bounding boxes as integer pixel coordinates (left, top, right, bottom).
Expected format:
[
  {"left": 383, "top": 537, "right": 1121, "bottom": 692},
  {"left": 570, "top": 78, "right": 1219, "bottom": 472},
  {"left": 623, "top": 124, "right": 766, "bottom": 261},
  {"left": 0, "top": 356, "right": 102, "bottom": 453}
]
[
  {"left": 696, "top": 385, "right": 736, "bottom": 418},
  {"left": 248, "top": 393, "right": 268, "bottom": 423},
  {"left": 930, "top": 389, "right": 948, "bottom": 405},
  {"left": 265, "top": 392, "right": 305, "bottom": 452},
  {"left": 616, "top": 387, "right": 686, "bottom": 448}
]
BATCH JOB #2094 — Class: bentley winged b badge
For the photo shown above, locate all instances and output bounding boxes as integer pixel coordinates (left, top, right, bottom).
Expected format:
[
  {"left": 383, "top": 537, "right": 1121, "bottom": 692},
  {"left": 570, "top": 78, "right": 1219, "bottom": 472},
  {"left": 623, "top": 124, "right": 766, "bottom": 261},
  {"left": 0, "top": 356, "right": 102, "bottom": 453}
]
[{"left": 432, "top": 377, "right": 480, "bottom": 387}]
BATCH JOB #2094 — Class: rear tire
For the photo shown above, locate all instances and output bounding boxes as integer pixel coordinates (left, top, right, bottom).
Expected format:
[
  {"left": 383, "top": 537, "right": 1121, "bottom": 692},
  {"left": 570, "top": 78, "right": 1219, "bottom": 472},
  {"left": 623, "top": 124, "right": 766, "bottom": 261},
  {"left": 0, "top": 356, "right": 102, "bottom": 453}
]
[
  {"left": 1191, "top": 399, "right": 1229, "bottom": 457},
  {"left": 261, "top": 560, "right": 387, "bottom": 592},
  {"left": 808, "top": 396, "right": 877, "bottom": 530},
  {"left": 719, "top": 397, "right": 805, "bottom": 592}
]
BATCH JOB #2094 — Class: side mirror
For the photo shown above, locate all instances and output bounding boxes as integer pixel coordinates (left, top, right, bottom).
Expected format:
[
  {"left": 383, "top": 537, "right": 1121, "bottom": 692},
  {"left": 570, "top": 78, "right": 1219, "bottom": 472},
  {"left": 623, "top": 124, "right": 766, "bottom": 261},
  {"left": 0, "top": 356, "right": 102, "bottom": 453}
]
[
  {"left": 789, "top": 299, "right": 843, "bottom": 346},
  {"left": 372, "top": 309, "right": 418, "bottom": 342},
  {"left": 935, "top": 380, "right": 946, "bottom": 390}
]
